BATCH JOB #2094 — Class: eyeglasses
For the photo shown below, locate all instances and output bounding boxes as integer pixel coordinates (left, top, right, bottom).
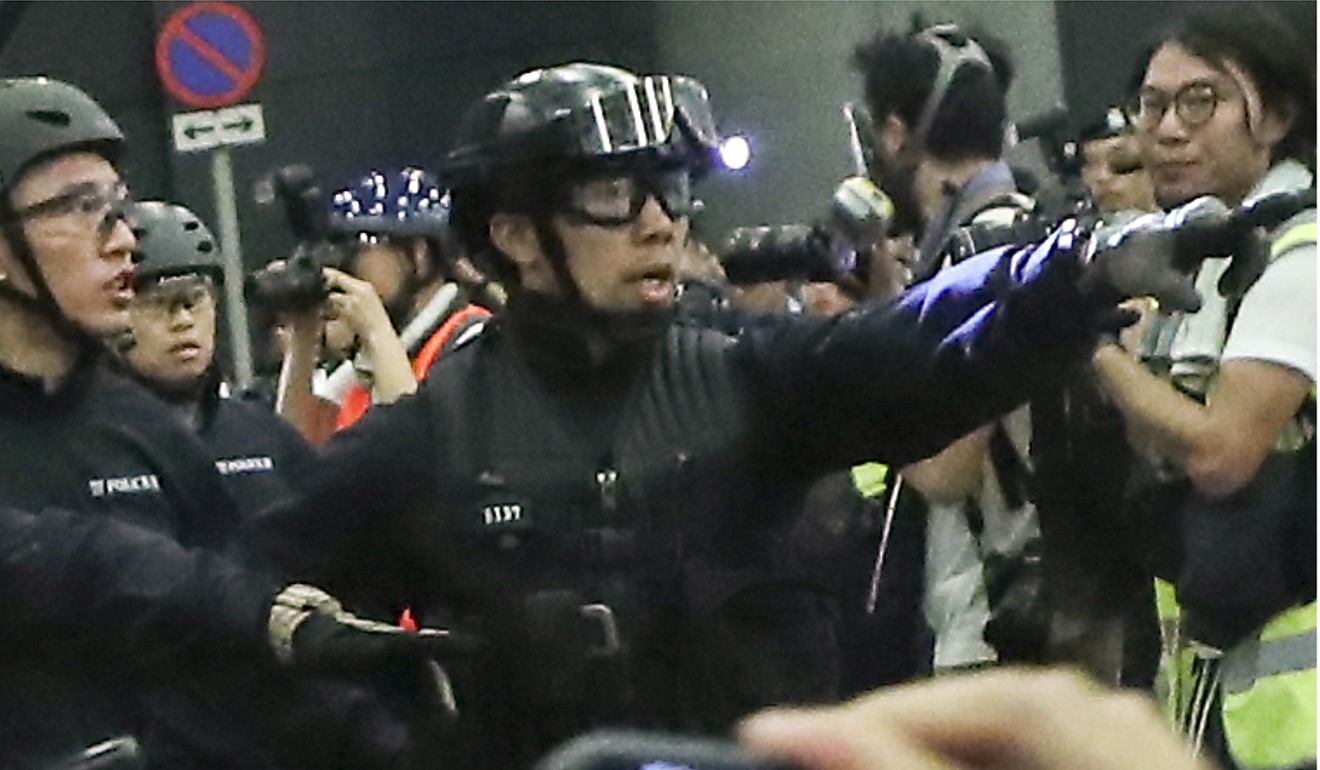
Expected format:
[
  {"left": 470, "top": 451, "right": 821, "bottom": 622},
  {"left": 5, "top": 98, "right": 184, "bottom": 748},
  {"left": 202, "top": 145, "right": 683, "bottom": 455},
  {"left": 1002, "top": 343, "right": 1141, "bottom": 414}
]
[
  {"left": 132, "top": 275, "right": 214, "bottom": 319},
  {"left": 1126, "top": 81, "right": 1225, "bottom": 132},
  {"left": 7, "top": 180, "right": 133, "bottom": 241},
  {"left": 560, "top": 168, "right": 694, "bottom": 227}
]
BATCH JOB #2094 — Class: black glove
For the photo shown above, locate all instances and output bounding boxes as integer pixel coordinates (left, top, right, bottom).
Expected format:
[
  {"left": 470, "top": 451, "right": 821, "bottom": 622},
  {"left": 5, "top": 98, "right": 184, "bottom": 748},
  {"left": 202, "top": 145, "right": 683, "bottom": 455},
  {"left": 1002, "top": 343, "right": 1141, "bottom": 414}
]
[
  {"left": 1082, "top": 195, "right": 1236, "bottom": 313},
  {"left": 267, "top": 584, "right": 481, "bottom": 673},
  {"left": 268, "top": 584, "right": 480, "bottom": 719}
]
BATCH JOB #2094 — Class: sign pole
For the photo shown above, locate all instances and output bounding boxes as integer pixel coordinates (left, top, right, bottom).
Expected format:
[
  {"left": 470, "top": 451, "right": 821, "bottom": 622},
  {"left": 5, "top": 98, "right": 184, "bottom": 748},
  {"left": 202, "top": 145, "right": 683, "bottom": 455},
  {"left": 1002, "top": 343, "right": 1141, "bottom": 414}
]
[{"left": 210, "top": 146, "right": 255, "bottom": 391}]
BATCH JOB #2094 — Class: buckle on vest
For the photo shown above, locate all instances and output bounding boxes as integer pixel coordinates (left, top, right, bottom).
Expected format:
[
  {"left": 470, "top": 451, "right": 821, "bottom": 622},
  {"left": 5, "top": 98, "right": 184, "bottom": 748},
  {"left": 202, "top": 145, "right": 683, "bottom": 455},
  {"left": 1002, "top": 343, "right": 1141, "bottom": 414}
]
[{"left": 580, "top": 603, "right": 622, "bottom": 657}]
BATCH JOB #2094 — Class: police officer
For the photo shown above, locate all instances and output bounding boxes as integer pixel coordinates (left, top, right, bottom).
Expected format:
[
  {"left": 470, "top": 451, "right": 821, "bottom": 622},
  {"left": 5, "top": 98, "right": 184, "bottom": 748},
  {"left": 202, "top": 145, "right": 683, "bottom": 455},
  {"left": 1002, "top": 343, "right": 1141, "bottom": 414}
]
[
  {"left": 0, "top": 77, "right": 472, "bottom": 769},
  {"left": 119, "top": 201, "right": 316, "bottom": 513},
  {"left": 243, "top": 62, "right": 1221, "bottom": 770},
  {"left": 119, "top": 200, "right": 437, "bottom": 769},
  {"left": 1092, "top": 5, "right": 1316, "bottom": 768}
]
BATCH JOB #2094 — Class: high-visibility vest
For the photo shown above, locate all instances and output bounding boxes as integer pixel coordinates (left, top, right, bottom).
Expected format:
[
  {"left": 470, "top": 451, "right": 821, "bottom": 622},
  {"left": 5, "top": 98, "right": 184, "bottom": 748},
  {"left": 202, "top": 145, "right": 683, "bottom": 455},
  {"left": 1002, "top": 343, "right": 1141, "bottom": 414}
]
[
  {"left": 1217, "top": 217, "right": 1317, "bottom": 770},
  {"left": 1154, "top": 215, "right": 1317, "bottom": 769},
  {"left": 1220, "top": 601, "right": 1317, "bottom": 770},
  {"left": 334, "top": 303, "right": 493, "bottom": 430}
]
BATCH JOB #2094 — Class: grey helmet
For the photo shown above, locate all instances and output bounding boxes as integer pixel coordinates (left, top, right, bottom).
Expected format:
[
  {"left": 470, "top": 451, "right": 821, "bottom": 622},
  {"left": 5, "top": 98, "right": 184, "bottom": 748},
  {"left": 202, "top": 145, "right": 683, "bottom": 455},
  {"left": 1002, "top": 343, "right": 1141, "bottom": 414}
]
[
  {"left": 130, "top": 201, "right": 223, "bottom": 285},
  {"left": 441, "top": 62, "right": 722, "bottom": 187},
  {"left": 0, "top": 78, "right": 127, "bottom": 338},
  {"left": 0, "top": 77, "right": 124, "bottom": 195}
]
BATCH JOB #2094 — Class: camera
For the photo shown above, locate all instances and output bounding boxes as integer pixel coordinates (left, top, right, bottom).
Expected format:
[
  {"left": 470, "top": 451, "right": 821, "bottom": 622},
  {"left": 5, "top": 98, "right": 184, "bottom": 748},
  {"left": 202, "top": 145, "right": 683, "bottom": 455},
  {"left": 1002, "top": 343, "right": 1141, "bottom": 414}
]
[
  {"left": 717, "top": 176, "right": 893, "bottom": 286},
  {"left": 244, "top": 242, "right": 343, "bottom": 313},
  {"left": 246, "top": 164, "right": 342, "bottom": 312},
  {"left": 534, "top": 731, "right": 800, "bottom": 770}
]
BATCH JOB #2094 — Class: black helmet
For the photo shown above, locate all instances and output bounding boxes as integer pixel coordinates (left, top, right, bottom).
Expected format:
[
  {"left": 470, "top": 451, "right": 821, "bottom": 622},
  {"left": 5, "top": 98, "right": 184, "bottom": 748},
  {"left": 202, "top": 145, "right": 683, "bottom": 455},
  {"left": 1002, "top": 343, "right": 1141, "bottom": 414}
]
[
  {"left": 131, "top": 201, "right": 223, "bottom": 285},
  {"left": 327, "top": 167, "right": 450, "bottom": 241},
  {"left": 0, "top": 77, "right": 124, "bottom": 195},
  {"left": 441, "top": 62, "right": 722, "bottom": 187}
]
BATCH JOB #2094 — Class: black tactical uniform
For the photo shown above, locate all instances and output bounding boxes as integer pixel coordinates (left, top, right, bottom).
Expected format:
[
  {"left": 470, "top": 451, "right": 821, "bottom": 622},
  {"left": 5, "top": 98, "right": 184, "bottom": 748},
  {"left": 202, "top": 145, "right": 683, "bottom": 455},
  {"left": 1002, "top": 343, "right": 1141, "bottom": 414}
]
[
  {"left": 117, "top": 200, "right": 411, "bottom": 770},
  {"left": 0, "top": 83, "right": 441, "bottom": 770},
  {"left": 0, "top": 354, "right": 248, "bottom": 766},
  {"left": 245, "top": 61, "right": 1217, "bottom": 770},
  {"left": 248, "top": 231, "right": 1112, "bottom": 766}
]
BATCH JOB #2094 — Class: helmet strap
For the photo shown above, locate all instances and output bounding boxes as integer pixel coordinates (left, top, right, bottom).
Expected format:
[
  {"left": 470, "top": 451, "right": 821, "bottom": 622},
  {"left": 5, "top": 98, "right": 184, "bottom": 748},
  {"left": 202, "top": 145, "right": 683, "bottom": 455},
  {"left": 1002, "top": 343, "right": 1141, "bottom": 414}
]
[{"left": 0, "top": 195, "right": 95, "bottom": 347}]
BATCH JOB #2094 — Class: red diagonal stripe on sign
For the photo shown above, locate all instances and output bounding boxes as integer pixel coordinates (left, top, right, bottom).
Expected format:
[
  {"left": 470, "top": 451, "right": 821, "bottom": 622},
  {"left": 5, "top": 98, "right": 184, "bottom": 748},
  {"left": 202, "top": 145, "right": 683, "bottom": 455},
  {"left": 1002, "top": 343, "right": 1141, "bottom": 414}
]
[{"left": 175, "top": 21, "right": 247, "bottom": 82}]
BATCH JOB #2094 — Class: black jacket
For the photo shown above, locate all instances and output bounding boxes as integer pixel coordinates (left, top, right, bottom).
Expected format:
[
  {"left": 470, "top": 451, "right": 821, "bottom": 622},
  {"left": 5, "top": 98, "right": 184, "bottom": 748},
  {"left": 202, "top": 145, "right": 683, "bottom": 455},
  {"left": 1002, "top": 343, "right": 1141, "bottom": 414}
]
[
  {"left": 245, "top": 233, "right": 1106, "bottom": 765},
  {"left": 0, "top": 354, "right": 265, "bottom": 768}
]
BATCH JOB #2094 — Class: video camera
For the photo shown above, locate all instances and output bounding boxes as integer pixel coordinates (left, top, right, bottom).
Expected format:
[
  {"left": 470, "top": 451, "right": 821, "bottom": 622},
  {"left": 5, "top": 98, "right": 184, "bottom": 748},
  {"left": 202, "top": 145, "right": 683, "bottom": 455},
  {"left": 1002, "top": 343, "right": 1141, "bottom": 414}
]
[
  {"left": 717, "top": 176, "right": 894, "bottom": 287},
  {"left": 246, "top": 164, "right": 345, "bottom": 312}
]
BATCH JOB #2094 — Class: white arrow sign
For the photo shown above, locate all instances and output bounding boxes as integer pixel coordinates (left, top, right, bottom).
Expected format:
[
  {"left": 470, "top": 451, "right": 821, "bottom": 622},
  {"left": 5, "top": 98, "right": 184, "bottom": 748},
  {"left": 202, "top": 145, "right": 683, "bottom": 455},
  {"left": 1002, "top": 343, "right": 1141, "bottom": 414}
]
[{"left": 171, "top": 104, "right": 266, "bottom": 153}]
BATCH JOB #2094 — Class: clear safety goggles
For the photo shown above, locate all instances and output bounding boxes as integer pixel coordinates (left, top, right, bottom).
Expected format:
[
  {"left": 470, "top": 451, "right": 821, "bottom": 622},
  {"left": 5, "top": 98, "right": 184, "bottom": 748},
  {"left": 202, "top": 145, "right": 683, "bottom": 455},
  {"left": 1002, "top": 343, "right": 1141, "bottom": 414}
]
[
  {"left": 560, "top": 167, "right": 695, "bottom": 227},
  {"left": 542, "top": 73, "right": 720, "bottom": 158},
  {"left": 132, "top": 274, "right": 214, "bottom": 318},
  {"left": 7, "top": 180, "right": 133, "bottom": 242}
]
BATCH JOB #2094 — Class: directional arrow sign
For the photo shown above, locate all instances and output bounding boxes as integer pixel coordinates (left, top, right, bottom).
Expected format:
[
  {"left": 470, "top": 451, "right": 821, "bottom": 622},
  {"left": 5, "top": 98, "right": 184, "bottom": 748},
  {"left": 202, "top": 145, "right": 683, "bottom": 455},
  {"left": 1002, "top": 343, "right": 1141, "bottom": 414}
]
[{"left": 171, "top": 103, "right": 266, "bottom": 153}]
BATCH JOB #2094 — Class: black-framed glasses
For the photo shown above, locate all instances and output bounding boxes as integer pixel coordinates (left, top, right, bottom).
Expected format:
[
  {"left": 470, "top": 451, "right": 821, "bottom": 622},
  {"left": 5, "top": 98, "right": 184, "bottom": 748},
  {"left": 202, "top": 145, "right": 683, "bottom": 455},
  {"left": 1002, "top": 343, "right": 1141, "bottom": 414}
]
[
  {"left": 560, "top": 168, "right": 694, "bottom": 227},
  {"left": 132, "top": 274, "right": 214, "bottom": 319},
  {"left": 1126, "top": 81, "right": 1225, "bottom": 131},
  {"left": 7, "top": 180, "right": 132, "bottom": 241}
]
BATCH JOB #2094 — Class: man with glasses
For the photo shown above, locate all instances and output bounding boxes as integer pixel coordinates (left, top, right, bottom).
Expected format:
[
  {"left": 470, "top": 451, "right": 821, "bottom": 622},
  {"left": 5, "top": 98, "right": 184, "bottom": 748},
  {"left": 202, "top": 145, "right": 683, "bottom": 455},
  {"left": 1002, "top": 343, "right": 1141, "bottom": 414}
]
[
  {"left": 0, "top": 77, "right": 476, "bottom": 769},
  {"left": 243, "top": 61, "right": 1227, "bottom": 770},
  {"left": 1091, "top": 5, "right": 1316, "bottom": 769}
]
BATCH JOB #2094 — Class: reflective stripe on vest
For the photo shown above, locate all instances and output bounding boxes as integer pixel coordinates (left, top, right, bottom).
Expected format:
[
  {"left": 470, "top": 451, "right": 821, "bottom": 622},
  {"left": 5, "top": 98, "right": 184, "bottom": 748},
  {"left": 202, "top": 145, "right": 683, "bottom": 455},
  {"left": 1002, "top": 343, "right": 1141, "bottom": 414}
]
[
  {"left": 1215, "top": 214, "right": 1317, "bottom": 770},
  {"left": 849, "top": 462, "right": 889, "bottom": 499},
  {"left": 1270, "top": 220, "right": 1316, "bottom": 260},
  {"left": 1221, "top": 602, "right": 1317, "bottom": 770}
]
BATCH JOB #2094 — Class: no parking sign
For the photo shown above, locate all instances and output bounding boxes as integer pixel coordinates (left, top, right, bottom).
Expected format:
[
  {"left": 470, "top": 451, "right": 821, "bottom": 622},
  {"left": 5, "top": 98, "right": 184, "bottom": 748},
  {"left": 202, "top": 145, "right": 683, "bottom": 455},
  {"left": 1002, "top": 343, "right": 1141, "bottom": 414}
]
[
  {"left": 155, "top": 1, "right": 265, "bottom": 108},
  {"left": 154, "top": 1, "right": 267, "bottom": 390}
]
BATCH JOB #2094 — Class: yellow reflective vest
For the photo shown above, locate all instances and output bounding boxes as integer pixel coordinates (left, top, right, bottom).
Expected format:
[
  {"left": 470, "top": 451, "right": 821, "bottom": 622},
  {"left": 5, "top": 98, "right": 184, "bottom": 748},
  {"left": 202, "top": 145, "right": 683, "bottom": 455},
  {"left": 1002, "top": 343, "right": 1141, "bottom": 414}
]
[{"left": 1155, "top": 215, "right": 1316, "bottom": 770}]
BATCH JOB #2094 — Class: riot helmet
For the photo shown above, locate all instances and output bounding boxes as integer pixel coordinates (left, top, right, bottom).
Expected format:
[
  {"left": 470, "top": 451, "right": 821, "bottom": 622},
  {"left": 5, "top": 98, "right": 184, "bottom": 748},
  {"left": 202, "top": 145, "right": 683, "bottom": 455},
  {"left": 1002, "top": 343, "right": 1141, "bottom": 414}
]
[
  {"left": 0, "top": 77, "right": 124, "bottom": 195},
  {"left": 0, "top": 77, "right": 129, "bottom": 335},
  {"left": 117, "top": 203, "right": 222, "bottom": 387},
  {"left": 443, "top": 62, "right": 721, "bottom": 187},
  {"left": 130, "top": 201, "right": 223, "bottom": 286},
  {"left": 441, "top": 62, "right": 721, "bottom": 305}
]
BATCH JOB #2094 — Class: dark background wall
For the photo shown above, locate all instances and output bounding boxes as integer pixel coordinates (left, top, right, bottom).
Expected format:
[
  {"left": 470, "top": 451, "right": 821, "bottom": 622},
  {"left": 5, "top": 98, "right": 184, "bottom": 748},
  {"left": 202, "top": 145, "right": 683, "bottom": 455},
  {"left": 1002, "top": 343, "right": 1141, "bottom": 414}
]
[
  {"left": 1055, "top": 0, "right": 1316, "bottom": 130},
  {"left": 1, "top": 0, "right": 1314, "bottom": 373},
  {"left": 1, "top": 1, "right": 661, "bottom": 271}
]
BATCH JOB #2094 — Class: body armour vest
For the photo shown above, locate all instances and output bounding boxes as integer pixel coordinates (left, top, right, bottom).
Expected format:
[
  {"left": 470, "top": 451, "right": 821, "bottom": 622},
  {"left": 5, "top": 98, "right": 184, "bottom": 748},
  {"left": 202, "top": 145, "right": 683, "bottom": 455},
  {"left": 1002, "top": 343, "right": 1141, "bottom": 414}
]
[{"left": 396, "top": 320, "right": 834, "bottom": 765}]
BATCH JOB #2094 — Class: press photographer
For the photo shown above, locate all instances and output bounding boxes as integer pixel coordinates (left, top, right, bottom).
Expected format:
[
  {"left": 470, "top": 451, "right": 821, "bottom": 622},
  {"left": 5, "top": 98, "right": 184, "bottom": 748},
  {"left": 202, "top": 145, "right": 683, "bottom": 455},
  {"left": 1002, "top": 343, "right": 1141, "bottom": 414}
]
[
  {"left": 256, "top": 164, "right": 501, "bottom": 443},
  {"left": 250, "top": 163, "right": 418, "bottom": 443}
]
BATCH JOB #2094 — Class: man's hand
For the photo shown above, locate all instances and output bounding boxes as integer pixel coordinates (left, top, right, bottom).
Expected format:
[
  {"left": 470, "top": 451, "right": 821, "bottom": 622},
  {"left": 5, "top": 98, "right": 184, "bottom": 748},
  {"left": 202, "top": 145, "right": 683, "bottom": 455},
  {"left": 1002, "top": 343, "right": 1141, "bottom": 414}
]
[
  {"left": 1083, "top": 195, "right": 1236, "bottom": 314},
  {"left": 268, "top": 584, "right": 480, "bottom": 673},
  {"left": 739, "top": 668, "right": 1215, "bottom": 770}
]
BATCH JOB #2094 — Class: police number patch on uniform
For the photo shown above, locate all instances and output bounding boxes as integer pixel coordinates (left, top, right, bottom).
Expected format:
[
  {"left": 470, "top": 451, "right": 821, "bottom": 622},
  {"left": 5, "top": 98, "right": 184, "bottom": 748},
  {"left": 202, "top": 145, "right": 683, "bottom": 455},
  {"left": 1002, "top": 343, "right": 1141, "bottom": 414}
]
[{"left": 481, "top": 501, "right": 527, "bottom": 527}]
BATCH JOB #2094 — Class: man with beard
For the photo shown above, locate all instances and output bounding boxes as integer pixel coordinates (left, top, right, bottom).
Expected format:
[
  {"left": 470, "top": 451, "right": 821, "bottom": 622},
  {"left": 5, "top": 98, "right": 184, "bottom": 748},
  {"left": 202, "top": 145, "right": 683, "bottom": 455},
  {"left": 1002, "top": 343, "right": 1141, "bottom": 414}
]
[
  {"left": 852, "top": 22, "right": 1048, "bottom": 674},
  {"left": 243, "top": 61, "right": 1225, "bottom": 770}
]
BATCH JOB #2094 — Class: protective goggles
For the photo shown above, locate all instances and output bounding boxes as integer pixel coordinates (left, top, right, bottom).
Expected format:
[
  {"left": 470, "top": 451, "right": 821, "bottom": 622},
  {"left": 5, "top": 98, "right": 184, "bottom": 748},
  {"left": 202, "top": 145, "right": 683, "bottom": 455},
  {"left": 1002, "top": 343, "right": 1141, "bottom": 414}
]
[
  {"left": 132, "top": 274, "right": 214, "bottom": 318},
  {"left": 552, "top": 74, "right": 720, "bottom": 160},
  {"left": 6, "top": 180, "right": 132, "bottom": 242},
  {"left": 559, "top": 168, "right": 695, "bottom": 227}
]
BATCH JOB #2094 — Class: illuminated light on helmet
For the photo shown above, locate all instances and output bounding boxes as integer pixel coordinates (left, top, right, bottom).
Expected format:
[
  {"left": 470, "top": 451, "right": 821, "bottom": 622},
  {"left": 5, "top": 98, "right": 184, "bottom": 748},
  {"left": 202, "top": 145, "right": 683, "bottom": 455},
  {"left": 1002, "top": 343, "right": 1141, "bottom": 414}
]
[
  {"left": 718, "top": 135, "right": 751, "bottom": 171},
  {"left": 327, "top": 166, "right": 451, "bottom": 240}
]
